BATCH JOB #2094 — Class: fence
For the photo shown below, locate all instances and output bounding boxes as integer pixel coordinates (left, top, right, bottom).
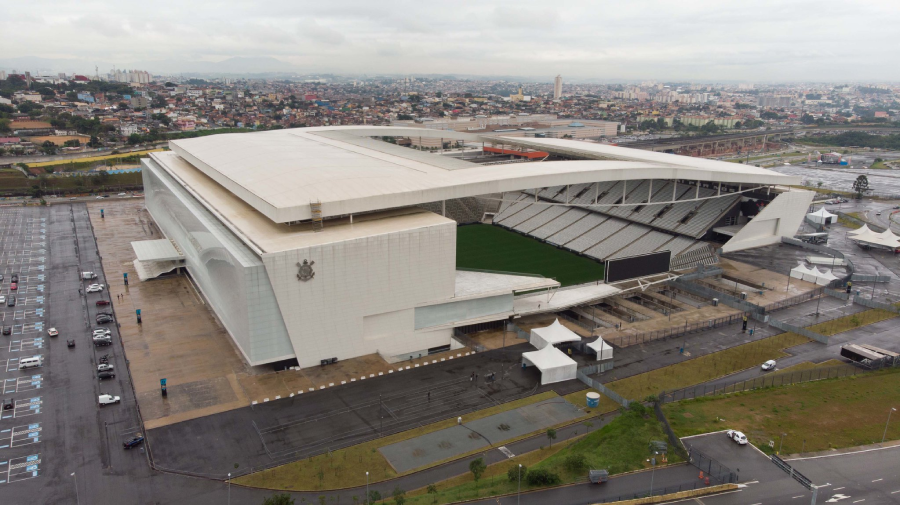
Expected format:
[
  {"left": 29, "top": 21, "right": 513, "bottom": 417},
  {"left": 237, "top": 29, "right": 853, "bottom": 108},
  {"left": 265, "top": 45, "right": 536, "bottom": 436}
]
[
  {"left": 606, "top": 312, "right": 748, "bottom": 347},
  {"left": 658, "top": 362, "right": 897, "bottom": 404},
  {"left": 851, "top": 294, "right": 900, "bottom": 314},
  {"left": 653, "top": 401, "right": 689, "bottom": 460},
  {"left": 670, "top": 278, "right": 764, "bottom": 314},
  {"left": 761, "top": 287, "right": 825, "bottom": 313},
  {"left": 576, "top": 368, "right": 630, "bottom": 408},
  {"left": 451, "top": 327, "right": 488, "bottom": 353},
  {"left": 559, "top": 310, "right": 601, "bottom": 332},
  {"left": 771, "top": 455, "right": 814, "bottom": 490},
  {"left": 687, "top": 446, "right": 739, "bottom": 484},
  {"left": 766, "top": 316, "right": 829, "bottom": 344},
  {"left": 850, "top": 273, "right": 893, "bottom": 283},
  {"left": 824, "top": 288, "right": 850, "bottom": 300}
]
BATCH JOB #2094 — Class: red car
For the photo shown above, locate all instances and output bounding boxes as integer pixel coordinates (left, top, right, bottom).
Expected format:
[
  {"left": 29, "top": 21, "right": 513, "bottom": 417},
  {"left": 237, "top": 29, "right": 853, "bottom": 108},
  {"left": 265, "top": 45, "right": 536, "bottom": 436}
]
[
  {"left": 96, "top": 300, "right": 110, "bottom": 306},
  {"left": 9, "top": 282, "right": 16, "bottom": 291}
]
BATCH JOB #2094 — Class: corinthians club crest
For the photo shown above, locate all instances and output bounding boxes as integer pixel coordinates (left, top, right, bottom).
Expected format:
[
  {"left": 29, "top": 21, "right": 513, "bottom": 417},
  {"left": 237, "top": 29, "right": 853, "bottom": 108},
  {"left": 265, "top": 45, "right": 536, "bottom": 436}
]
[{"left": 296, "top": 259, "right": 315, "bottom": 281}]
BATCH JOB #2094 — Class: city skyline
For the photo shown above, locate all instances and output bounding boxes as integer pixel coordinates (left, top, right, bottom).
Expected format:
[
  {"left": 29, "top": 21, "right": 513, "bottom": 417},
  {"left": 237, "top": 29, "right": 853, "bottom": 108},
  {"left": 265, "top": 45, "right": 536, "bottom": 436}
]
[{"left": 2, "top": 0, "right": 900, "bottom": 81}]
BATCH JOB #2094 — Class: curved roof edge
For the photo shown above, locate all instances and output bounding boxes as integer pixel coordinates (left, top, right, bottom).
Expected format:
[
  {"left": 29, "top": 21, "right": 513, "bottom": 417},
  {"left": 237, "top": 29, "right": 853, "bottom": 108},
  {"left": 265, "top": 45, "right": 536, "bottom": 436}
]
[{"left": 167, "top": 126, "right": 802, "bottom": 224}]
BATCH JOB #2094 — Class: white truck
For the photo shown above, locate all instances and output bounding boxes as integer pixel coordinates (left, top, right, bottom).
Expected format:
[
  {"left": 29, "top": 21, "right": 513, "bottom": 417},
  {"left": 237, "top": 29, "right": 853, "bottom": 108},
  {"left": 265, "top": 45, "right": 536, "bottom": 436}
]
[
  {"left": 99, "top": 394, "right": 121, "bottom": 406},
  {"left": 81, "top": 272, "right": 98, "bottom": 280}
]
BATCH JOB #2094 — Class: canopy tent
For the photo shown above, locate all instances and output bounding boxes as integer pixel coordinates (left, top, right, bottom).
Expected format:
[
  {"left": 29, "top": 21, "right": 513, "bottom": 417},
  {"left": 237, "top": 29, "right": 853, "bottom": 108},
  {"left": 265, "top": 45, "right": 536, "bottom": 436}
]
[
  {"left": 791, "top": 263, "right": 839, "bottom": 285},
  {"left": 848, "top": 224, "right": 870, "bottom": 237},
  {"left": 587, "top": 337, "right": 613, "bottom": 361},
  {"left": 806, "top": 208, "right": 837, "bottom": 225},
  {"left": 850, "top": 226, "right": 900, "bottom": 250},
  {"left": 530, "top": 319, "right": 582, "bottom": 349},
  {"left": 521, "top": 345, "right": 578, "bottom": 385}
]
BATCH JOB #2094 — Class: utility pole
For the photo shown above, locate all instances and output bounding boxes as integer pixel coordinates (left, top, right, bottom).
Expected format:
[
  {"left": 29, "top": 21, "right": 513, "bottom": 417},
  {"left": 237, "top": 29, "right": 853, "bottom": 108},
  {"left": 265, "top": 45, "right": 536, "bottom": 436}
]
[{"left": 883, "top": 407, "right": 896, "bottom": 443}]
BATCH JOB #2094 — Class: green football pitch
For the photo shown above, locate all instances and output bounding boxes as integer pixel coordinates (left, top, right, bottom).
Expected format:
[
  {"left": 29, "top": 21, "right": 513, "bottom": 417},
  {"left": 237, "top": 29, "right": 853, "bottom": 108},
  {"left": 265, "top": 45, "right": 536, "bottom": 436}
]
[{"left": 456, "top": 224, "right": 605, "bottom": 287}]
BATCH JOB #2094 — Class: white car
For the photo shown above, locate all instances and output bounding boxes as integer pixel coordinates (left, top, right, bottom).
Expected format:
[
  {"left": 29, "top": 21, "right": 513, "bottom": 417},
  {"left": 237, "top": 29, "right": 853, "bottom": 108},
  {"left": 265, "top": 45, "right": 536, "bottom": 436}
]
[
  {"left": 47, "top": 328, "right": 59, "bottom": 337},
  {"left": 86, "top": 284, "right": 105, "bottom": 293},
  {"left": 761, "top": 360, "right": 776, "bottom": 371},
  {"left": 117, "top": 192, "right": 127, "bottom": 196},
  {"left": 0, "top": 295, "right": 4, "bottom": 304},
  {"left": 97, "top": 364, "right": 114, "bottom": 372},
  {"left": 93, "top": 329, "right": 111, "bottom": 335},
  {"left": 726, "top": 429, "right": 748, "bottom": 445},
  {"left": 96, "top": 196, "right": 105, "bottom": 199},
  {"left": 98, "top": 394, "right": 121, "bottom": 406}
]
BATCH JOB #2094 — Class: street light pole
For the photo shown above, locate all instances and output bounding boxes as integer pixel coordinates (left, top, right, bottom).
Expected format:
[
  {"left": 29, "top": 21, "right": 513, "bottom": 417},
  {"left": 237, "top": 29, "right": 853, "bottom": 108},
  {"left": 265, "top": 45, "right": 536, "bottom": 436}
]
[
  {"left": 227, "top": 472, "right": 231, "bottom": 505},
  {"left": 366, "top": 471, "right": 370, "bottom": 505},
  {"left": 884, "top": 407, "right": 897, "bottom": 440},
  {"left": 517, "top": 464, "right": 522, "bottom": 505},
  {"left": 71, "top": 472, "right": 79, "bottom": 505},
  {"left": 779, "top": 432, "right": 787, "bottom": 454}
]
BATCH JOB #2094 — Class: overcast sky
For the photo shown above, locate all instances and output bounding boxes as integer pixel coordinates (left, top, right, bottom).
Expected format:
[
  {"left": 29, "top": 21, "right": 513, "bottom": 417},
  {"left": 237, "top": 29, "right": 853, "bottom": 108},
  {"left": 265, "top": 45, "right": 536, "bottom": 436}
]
[{"left": 2, "top": 0, "right": 898, "bottom": 81}]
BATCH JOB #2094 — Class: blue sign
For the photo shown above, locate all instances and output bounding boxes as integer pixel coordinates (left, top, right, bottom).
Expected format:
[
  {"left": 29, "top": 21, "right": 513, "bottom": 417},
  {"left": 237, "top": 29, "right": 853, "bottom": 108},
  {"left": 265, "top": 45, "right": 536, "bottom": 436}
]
[
  {"left": 123, "top": 273, "right": 128, "bottom": 279},
  {"left": 160, "top": 378, "right": 166, "bottom": 386},
  {"left": 136, "top": 309, "right": 141, "bottom": 315}
]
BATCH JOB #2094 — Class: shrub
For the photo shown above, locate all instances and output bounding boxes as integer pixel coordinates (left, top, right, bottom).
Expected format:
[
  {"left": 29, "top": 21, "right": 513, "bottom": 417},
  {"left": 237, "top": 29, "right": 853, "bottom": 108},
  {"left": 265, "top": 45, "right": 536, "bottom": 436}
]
[
  {"left": 525, "top": 469, "right": 561, "bottom": 486},
  {"left": 507, "top": 465, "right": 527, "bottom": 482},
  {"left": 563, "top": 453, "right": 588, "bottom": 474}
]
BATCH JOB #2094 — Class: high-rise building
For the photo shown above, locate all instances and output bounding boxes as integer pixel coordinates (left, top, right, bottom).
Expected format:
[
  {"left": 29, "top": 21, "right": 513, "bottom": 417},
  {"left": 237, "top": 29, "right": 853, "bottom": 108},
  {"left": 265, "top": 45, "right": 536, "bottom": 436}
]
[{"left": 553, "top": 75, "right": 562, "bottom": 100}]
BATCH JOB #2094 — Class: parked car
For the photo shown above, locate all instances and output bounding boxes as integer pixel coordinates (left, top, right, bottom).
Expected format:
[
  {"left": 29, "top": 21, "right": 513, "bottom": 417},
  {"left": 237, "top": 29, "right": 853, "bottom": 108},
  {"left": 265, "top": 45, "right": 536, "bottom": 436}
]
[
  {"left": 86, "top": 284, "right": 105, "bottom": 293},
  {"left": 98, "top": 394, "right": 121, "bottom": 406},
  {"left": 2, "top": 399, "right": 12, "bottom": 411},
  {"left": 93, "top": 327, "right": 111, "bottom": 334},
  {"left": 123, "top": 435, "right": 145, "bottom": 449},
  {"left": 47, "top": 328, "right": 59, "bottom": 337},
  {"left": 6, "top": 296, "right": 15, "bottom": 307},
  {"left": 93, "top": 339, "right": 112, "bottom": 347},
  {"left": 67, "top": 339, "right": 75, "bottom": 348},
  {"left": 0, "top": 295, "right": 4, "bottom": 304},
  {"left": 97, "top": 364, "right": 114, "bottom": 372},
  {"left": 0, "top": 274, "right": 3, "bottom": 282},
  {"left": 9, "top": 282, "right": 17, "bottom": 291},
  {"left": 81, "top": 272, "right": 97, "bottom": 280},
  {"left": 10, "top": 274, "right": 17, "bottom": 283},
  {"left": 96, "top": 315, "right": 114, "bottom": 324},
  {"left": 2, "top": 326, "right": 10, "bottom": 336},
  {"left": 98, "top": 371, "right": 116, "bottom": 380},
  {"left": 117, "top": 192, "right": 127, "bottom": 197},
  {"left": 761, "top": 360, "right": 777, "bottom": 371},
  {"left": 95, "top": 300, "right": 110, "bottom": 306},
  {"left": 726, "top": 430, "right": 748, "bottom": 445},
  {"left": 96, "top": 311, "right": 113, "bottom": 317}
]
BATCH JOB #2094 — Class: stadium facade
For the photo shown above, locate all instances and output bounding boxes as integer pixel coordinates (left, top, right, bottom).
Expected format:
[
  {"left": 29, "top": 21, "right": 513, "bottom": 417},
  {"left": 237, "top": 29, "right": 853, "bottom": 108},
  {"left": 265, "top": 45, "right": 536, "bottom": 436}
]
[{"left": 139, "top": 126, "right": 810, "bottom": 368}]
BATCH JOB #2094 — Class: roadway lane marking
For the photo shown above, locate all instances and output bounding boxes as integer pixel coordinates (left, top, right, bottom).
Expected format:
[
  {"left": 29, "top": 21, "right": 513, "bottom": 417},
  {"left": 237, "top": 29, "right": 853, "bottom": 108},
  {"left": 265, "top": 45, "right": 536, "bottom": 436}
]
[
  {"left": 852, "top": 500, "right": 864, "bottom": 503},
  {"left": 834, "top": 487, "right": 845, "bottom": 491},
  {"left": 890, "top": 490, "right": 900, "bottom": 494},
  {"left": 793, "top": 496, "right": 805, "bottom": 499},
  {"left": 871, "top": 478, "right": 882, "bottom": 482},
  {"left": 786, "top": 444, "right": 900, "bottom": 461}
]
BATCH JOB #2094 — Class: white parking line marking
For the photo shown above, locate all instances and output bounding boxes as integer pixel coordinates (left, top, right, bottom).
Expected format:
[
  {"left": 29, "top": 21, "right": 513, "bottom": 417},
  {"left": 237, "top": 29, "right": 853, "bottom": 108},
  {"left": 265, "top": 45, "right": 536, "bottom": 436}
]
[
  {"left": 793, "top": 496, "right": 805, "bottom": 499},
  {"left": 891, "top": 490, "right": 900, "bottom": 494},
  {"left": 834, "top": 487, "right": 845, "bottom": 491},
  {"left": 852, "top": 500, "right": 864, "bottom": 503},
  {"left": 872, "top": 478, "right": 882, "bottom": 482}
]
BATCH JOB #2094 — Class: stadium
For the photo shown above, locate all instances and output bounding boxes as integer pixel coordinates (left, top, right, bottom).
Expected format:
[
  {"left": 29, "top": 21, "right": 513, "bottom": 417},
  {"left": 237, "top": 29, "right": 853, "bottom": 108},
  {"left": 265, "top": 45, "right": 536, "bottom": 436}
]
[{"left": 138, "top": 126, "right": 812, "bottom": 369}]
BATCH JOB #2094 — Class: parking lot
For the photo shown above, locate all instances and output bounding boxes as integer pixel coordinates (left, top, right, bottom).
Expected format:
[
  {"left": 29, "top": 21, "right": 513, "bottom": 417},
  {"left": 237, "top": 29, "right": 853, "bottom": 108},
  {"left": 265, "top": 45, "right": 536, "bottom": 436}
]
[{"left": 0, "top": 204, "right": 148, "bottom": 503}]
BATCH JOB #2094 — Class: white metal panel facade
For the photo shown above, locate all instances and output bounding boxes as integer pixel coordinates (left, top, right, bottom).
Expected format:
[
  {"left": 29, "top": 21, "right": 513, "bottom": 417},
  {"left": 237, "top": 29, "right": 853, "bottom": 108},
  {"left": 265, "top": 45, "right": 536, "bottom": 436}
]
[{"left": 261, "top": 220, "right": 458, "bottom": 368}]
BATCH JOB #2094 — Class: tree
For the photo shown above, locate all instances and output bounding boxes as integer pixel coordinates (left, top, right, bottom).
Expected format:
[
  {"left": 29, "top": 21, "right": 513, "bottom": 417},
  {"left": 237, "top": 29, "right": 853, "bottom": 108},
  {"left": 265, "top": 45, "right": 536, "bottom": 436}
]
[
  {"left": 426, "top": 484, "right": 438, "bottom": 503},
  {"left": 0, "top": 118, "right": 10, "bottom": 134},
  {"left": 367, "top": 490, "right": 382, "bottom": 503},
  {"left": 392, "top": 486, "right": 406, "bottom": 505},
  {"left": 127, "top": 133, "right": 143, "bottom": 145},
  {"left": 41, "top": 140, "right": 58, "bottom": 155},
  {"left": 469, "top": 457, "right": 486, "bottom": 485},
  {"left": 546, "top": 428, "right": 557, "bottom": 447},
  {"left": 262, "top": 493, "right": 295, "bottom": 505},
  {"left": 852, "top": 174, "right": 869, "bottom": 199},
  {"left": 507, "top": 465, "right": 527, "bottom": 482},
  {"left": 63, "top": 139, "right": 80, "bottom": 148}
]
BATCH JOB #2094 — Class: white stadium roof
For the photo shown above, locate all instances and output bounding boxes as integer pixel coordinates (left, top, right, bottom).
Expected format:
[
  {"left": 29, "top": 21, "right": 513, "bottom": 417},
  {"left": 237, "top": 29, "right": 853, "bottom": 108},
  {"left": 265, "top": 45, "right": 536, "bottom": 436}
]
[{"left": 165, "top": 126, "right": 801, "bottom": 224}]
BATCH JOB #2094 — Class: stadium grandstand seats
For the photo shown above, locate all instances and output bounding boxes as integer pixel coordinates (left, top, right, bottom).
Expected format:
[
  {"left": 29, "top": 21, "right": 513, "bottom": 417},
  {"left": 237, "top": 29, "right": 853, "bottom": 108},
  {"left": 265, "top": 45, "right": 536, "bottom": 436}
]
[
  {"left": 530, "top": 208, "right": 586, "bottom": 239},
  {"left": 583, "top": 224, "right": 649, "bottom": 260}
]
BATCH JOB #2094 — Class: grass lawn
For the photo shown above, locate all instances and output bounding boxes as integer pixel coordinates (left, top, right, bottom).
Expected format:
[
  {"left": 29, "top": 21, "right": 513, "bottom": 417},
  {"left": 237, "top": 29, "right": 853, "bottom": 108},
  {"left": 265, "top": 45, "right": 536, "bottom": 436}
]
[
  {"left": 400, "top": 406, "right": 677, "bottom": 504},
  {"left": 563, "top": 331, "right": 811, "bottom": 414},
  {"left": 235, "top": 391, "right": 580, "bottom": 491},
  {"left": 808, "top": 308, "right": 896, "bottom": 336},
  {"left": 0, "top": 170, "right": 144, "bottom": 196},
  {"left": 663, "top": 368, "right": 900, "bottom": 455},
  {"left": 456, "top": 224, "right": 605, "bottom": 287}
]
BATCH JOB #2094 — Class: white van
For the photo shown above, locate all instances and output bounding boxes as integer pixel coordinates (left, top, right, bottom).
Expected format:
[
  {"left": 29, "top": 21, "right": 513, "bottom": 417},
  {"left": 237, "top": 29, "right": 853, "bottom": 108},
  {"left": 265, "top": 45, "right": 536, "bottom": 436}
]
[
  {"left": 81, "top": 272, "right": 97, "bottom": 280},
  {"left": 18, "top": 357, "right": 42, "bottom": 370}
]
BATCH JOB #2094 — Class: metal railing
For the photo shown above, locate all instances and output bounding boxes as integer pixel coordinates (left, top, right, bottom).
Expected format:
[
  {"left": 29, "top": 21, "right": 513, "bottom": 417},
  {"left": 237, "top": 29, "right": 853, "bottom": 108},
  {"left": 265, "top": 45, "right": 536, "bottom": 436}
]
[
  {"left": 766, "top": 316, "right": 829, "bottom": 344},
  {"left": 576, "top": 368, "right": 630, "bottom": 408},
  {"left": 687, "top": 446, "right": 739, "bottom": 484},
  {"left": 761, "top": 287, "right": 825, "bottom": 313},
  {"left": 659, "top": 362, "right": 898, "bottom": 404},
  {"left": 589, "top": 481, "right": 718, "bottom": 503},
  {"left": 851, "top": 295, "right": 900, "bottom": 314},
  {"left": 654, "top": 401, "right": 689, "bottom": 460},
  {"left": 606, "top": 312, "right": 748, "bottom": 347}
]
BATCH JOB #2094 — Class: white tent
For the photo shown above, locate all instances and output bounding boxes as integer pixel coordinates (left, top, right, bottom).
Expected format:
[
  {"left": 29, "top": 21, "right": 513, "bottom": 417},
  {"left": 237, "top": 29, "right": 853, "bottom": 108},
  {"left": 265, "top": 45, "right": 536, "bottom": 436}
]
[
  {"left": 791, "top": 263, "right": 839, "bottom": 285},
  {"left": 851, "top": 227, "right": 900, "bottom": 250},
  {"left": 587, "top": 337, "right": 613, "bottom": 361},
  {"left": 521, "top": 345, "right": 578, "bottom": 385},
  {"left": 807, "top": 208, "right": 837, "bottom": 225},
  {"left": 790, "top": 263, "right": 815, "bottom": 280},
  {"left": 814, "top": 269, "right": 839, "bottom": 286},
  {"left": 848, "top": 224, "right": 870, "bottom": 237},
  {"left": 530, "top": 319, "right": 581, "bottom": 349}
]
